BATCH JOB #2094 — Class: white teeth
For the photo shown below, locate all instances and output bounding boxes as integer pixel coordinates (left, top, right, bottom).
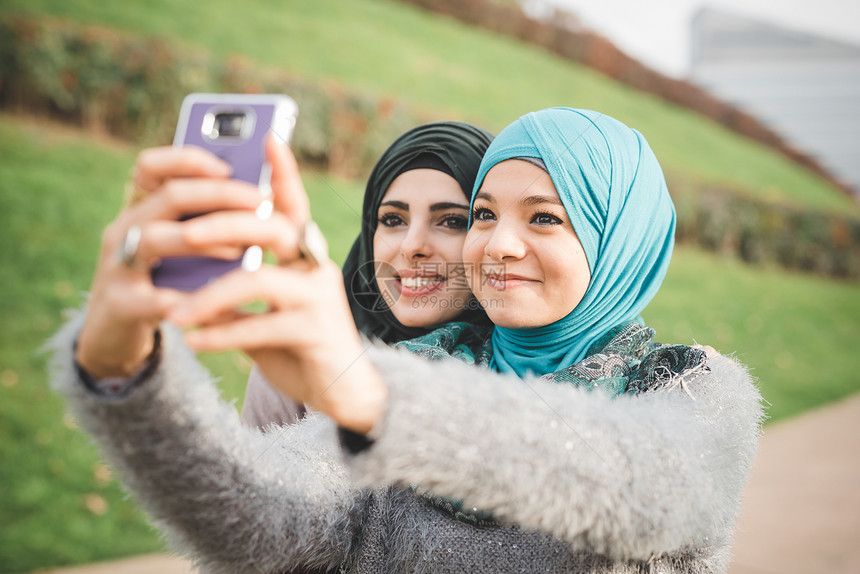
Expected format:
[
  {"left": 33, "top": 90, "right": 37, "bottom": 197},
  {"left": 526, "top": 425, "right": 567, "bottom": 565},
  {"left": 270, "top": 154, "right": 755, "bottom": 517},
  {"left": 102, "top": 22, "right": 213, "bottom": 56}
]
[{"left": 400, "top": 277, "right": 444, "bottom": 289}]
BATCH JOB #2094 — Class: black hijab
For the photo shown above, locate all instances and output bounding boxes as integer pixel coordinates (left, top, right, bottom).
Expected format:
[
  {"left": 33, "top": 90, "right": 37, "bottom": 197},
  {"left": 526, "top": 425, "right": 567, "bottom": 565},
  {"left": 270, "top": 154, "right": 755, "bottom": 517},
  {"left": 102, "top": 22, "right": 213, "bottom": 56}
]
[{"left": 341, "top": 121, "right": 495, "bottom": 343}]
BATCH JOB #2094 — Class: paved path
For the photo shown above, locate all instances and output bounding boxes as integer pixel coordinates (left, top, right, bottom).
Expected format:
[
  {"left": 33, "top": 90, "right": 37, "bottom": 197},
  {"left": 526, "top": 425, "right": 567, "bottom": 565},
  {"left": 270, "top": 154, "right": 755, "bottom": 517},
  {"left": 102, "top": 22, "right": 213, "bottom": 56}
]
[
  {"left": 729, "top": 393, "right": 860, "bottom": 574},
  {"left": 40, "top": 394, "right": 860, "bottom": 574}
]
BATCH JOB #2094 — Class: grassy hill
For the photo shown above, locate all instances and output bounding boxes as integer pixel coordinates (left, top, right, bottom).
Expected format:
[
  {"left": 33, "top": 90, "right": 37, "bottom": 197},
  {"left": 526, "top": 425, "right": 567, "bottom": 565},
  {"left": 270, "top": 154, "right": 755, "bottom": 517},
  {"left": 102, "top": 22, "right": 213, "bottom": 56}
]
[{"left": 1, "top": 0, "right": 857, "bottom": 213}]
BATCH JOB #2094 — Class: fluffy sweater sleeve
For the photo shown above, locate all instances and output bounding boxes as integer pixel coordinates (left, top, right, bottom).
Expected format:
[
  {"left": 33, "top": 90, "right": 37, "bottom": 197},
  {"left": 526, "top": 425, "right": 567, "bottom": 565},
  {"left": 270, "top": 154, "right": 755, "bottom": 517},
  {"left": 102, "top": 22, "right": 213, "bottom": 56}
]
[
  {"left": 48, "top": 312, "right": 363, "bottom": 574},
  {"left": 345, "top": 343, "right": 764, "bottom": 562},
  {"left": 241, "top": 364, "right": 307, "bottom": 429}
]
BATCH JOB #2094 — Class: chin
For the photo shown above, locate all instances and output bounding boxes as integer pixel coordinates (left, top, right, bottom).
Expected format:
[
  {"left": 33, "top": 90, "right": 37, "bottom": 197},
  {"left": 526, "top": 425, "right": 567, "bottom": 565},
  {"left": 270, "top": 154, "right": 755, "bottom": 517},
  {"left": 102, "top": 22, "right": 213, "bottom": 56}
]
[
  {"left": 391, "top": 300, "right": 468, "bottom": 329},
  {"left": 391, "top": 308, "right": 445, "bottom": 329},
  {"left": 486, "top": 310, "right": 543, "bottom": 330}
]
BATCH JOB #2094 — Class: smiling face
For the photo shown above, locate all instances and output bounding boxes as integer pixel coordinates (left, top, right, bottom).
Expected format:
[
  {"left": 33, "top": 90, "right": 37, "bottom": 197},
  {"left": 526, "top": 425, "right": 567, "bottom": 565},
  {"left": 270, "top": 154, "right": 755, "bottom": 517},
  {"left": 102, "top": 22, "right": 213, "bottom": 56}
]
[
  {"left": 464, "top": 159, "right": 591, "bottom": 329},
  {"left": 372, "top": 169, "right": 474, "bottom": 327}
]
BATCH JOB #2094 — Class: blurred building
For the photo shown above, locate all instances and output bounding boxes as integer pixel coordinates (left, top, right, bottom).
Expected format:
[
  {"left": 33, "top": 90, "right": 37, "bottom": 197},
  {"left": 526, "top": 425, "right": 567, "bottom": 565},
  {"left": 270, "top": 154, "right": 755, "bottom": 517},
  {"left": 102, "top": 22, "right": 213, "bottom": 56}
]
[{"left": 690, "top": 7, "right": 860, "bottom": 199}]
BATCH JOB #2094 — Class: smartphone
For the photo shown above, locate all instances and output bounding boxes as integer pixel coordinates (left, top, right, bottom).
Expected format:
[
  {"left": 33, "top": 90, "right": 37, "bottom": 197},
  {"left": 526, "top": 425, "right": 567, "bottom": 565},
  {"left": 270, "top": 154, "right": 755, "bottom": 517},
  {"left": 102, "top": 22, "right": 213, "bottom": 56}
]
[{"left": 151, "top": 93, "right": 298, "bottom": 291}]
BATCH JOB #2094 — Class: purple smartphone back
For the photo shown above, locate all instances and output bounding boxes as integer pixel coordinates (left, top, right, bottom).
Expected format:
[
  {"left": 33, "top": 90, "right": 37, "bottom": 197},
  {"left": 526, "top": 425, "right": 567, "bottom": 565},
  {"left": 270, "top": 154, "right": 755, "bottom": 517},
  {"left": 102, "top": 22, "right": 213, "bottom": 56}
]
[{"left": 151, "top": 94, "right": 296, "bottom": 292}]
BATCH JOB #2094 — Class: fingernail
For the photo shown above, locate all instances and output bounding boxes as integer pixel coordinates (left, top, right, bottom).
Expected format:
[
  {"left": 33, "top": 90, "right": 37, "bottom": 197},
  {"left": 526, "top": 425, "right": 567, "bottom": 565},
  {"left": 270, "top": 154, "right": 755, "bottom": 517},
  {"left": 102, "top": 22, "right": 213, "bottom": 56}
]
[{"left": 256, "top": 199, "right": 274, "bottom": 219}]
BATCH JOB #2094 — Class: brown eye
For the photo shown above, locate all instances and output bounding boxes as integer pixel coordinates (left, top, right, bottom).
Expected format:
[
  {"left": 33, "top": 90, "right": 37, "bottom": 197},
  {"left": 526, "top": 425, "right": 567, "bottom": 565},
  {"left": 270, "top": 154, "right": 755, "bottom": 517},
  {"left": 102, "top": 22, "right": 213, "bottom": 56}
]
[
  {"left": 472, "top": 207, "right": 495, "bottom": 222},
  {"left": 531, "top": 212, "right": 563, "bottom": 226},
  {"left": 440, "top": 214, "right": 468, "bottom": 230},
  {"left": 378, "top": 213, "right": 406, "bottom": 228}
]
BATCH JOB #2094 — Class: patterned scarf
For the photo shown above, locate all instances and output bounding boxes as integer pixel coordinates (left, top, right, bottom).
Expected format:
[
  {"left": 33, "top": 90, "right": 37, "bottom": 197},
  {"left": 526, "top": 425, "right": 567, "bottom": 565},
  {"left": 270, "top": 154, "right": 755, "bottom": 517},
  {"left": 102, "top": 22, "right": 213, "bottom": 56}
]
[{"left": 396, "top": 320, "right": 708, "bottom": 527}]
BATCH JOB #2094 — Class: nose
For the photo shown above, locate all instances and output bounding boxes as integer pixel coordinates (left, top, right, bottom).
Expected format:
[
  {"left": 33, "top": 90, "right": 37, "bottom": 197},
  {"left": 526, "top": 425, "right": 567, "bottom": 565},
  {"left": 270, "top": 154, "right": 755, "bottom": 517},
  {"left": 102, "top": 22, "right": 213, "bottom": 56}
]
[
  {"left": 400, "top": 223, "right": 433, "bottom": 260},
  {"left": 483, "top": 222, "right": 526, "bottom": 262}
]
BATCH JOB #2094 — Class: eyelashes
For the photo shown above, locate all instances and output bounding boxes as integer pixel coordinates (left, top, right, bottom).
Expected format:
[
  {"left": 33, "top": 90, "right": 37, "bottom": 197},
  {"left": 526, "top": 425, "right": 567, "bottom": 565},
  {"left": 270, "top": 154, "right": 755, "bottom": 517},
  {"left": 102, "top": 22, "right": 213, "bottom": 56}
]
[
  {"left": 472, "top": 207, "right": 495, "bottom": 222},
  {"left": 471, "top": 206, "right": 564, "bottom": 226},
  {"left": 377, "top": 212, "right": 468, "bottom": 230},
  {"left": 378, "top": 213, "right": 405, "bottom": 228},
  {"left": 440, "top": 214, "right": 468, "bottom": 230},
  {"left": 530, "top": 210, "right": 563, "bottom": 226}
]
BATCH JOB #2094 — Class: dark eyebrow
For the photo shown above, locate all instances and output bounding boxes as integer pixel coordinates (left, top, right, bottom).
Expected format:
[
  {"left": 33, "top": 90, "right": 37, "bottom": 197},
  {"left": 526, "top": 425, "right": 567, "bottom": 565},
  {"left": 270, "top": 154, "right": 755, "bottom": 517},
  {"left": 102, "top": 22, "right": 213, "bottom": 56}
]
[
  {"left": 430, "top": 202, "right": 470, "bottom": 212},
  {"left": 521, "top": 195, "right": 564, "bottom": 208},
  {"left": 474, "top": 191, "right": 563, "bottom": 208},
  {"left": 379, "top": 200, "right": 409, "bottom": 211}
]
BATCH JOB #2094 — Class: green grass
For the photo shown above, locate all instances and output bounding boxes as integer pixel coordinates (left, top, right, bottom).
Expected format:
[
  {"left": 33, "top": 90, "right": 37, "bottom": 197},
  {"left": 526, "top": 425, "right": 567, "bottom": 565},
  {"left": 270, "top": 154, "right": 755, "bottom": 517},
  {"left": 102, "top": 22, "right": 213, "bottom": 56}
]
[
  {"left": 0, "top": 116, "right": 162, "bottom": 573},
  {"left": 1, "top": 0, "right": 857, "bottom": 214},
  {"left": 643, "top": 249, "right": 860, "bottom": 422}
]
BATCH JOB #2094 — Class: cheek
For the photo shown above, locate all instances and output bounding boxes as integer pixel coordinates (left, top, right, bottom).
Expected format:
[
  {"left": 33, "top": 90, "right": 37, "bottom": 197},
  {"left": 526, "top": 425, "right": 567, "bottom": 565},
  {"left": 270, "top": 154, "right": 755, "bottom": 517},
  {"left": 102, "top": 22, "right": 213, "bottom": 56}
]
[
  {"left": 549, "top": 243, "right": 591, "bottom": 306},
  {"left": 462, "top": 228, "right": 484, "bottom": 266},
  {"left": 461, "top": 229, "right": 484, "bottom": 290},
  {"left": 372, "top": 230, "right": 397, "bottom": 264}
]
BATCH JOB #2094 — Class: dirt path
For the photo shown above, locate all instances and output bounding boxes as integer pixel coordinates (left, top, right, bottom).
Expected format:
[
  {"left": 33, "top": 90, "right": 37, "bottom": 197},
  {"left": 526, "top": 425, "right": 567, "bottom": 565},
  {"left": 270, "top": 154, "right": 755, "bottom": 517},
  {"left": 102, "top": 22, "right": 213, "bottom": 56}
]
[{"left": 40, "top": 394, "right": 860, "bottom": 574}]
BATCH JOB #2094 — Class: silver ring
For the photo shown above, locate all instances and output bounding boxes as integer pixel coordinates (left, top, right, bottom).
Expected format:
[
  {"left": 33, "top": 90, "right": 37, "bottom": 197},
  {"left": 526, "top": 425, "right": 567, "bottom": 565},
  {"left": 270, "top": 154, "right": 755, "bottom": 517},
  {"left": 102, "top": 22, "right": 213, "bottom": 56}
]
[
  {"left": 117, "top": 225, "right": 143, "bottom": 269},
  {"left": 298, "top": 221, "right": 328, "bottom": 267}
]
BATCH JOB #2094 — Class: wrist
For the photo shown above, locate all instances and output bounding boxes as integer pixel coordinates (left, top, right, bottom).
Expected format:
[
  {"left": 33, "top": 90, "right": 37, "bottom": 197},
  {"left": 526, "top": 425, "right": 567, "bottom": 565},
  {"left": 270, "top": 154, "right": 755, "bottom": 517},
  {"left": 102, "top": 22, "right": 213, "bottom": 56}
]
[
  {"left": 317, "top": 359, "right": 388, "bottom": 435},
  {"left": 75, "top": 323, "right": 158, "bottom": 380},
  {"left": 74, "top": 330, "right": 162, "bottom": 397}
]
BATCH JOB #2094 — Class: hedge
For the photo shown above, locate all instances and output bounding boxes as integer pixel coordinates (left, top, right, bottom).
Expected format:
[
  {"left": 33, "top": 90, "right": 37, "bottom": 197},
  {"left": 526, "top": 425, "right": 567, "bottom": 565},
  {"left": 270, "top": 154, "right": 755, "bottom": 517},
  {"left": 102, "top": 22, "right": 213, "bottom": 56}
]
[
  {"left": 1, "top": 14, "right": 857, "bottom": 279},
  {"left": 669, "top": 175, "right": 860, "bottom": 278},
  {"left": 0, "top": 14, "right": 430, "bottom": 178}
]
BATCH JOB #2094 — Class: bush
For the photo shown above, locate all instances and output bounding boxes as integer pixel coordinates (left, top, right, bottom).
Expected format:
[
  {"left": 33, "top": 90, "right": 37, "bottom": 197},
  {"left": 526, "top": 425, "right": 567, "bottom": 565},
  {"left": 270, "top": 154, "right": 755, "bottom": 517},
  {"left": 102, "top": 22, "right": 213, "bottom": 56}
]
[
  {"left": 0, "top": 14, "right": 430, "bottom": 177},
  {"left": 669, "top": 176, "right": 860, "bottom": 279}
]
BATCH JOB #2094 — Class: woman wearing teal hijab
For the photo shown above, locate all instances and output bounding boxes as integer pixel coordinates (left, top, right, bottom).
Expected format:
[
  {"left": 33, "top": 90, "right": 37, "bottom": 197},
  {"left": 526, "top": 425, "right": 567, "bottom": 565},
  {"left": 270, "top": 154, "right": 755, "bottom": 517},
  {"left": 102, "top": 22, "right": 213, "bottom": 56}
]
[
  {"left": 56, "top": 108, "right": 762, "bottom": 572},
  {"left": 398, "top": 107, "right": 697, "bottom": 395},
  {"left": 468, "top": 108, "right": 675, "bottom": 376}
]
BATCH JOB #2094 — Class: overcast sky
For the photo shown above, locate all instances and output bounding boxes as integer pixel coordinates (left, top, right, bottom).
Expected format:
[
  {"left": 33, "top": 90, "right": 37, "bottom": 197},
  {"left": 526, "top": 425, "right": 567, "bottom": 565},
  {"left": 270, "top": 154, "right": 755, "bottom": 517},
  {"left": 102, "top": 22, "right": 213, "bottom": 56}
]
[{"left": 533, "top": 0, "right": 860, "bottom": 77}]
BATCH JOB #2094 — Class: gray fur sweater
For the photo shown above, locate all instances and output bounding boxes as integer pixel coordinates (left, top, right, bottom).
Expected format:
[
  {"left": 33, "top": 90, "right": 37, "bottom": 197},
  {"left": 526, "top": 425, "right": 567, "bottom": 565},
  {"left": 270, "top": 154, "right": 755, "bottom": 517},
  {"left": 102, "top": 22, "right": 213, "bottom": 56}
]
[{"left": 50, "top": 314, "right": 763, "bottom": 574}]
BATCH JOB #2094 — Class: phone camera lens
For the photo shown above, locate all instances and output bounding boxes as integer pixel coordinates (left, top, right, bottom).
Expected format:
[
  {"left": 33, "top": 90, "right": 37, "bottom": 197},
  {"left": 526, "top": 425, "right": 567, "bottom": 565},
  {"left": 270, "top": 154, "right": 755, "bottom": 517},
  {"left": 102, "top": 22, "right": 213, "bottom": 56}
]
[{"left": 213, "top": 113, "right": 245, "bottom": 138}]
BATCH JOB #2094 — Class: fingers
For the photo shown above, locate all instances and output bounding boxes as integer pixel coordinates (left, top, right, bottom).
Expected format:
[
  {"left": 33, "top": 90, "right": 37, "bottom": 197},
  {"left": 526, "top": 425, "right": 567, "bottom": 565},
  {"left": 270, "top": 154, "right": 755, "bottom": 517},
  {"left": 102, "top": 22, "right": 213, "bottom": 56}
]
[
  {"left": 132, "top": 146, "right": 232, "bottom": 193},
  {"left": 170, "top": 266, "right": 313, "bottom": 327},
  {"left": 135, "top": 220, "right": 247, "bottom": 264},
  {"left": 104, "top": 179, "right": 265, "bottom": 262},
  {"left": 182, "top": 210, "right": 302, "bottom": 261},
  {"left": 183, "top": 312, "right": 299, "bottom": 351},
  {"left": 128, "top": 178, "right": 264, "bottom": 225},
  {"left": 170, "top": 261, "right": 342, "bottom": 327},
  {"left": 104, "top": 283, "right": 188, "bottom": 324},
  {"left": 268, "top": 136, "right": 310, "bottom": 224}
]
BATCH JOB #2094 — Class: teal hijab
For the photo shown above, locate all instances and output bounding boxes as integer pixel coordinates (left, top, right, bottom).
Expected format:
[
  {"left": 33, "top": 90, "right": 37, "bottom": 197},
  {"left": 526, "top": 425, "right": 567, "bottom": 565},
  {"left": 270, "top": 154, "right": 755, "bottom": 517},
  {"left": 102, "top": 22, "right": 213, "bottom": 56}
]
[{"left": 470, "top": 108, "right": 676, "bottom": 378}]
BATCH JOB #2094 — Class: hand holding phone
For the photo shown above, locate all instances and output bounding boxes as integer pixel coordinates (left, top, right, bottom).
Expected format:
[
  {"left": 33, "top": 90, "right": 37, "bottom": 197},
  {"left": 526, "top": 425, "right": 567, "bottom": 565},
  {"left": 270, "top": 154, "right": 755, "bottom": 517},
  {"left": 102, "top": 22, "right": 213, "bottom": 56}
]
[{"left": 151, "top": 93, "right": 298, "bottom": 291}]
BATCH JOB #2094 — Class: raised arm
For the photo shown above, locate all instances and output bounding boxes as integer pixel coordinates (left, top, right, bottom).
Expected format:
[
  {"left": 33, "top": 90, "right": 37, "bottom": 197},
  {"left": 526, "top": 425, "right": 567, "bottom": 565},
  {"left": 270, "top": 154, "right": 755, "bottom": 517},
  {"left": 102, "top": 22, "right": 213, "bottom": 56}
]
[
  {"left": 55, "top": 136, "right": 367, "bottom": 573},
  {"left": 241, "top": 365, "right": 307, "bottom": 429},
  {"left": 53, "top": 312, "right": 362, "bottom": 574},
  {"left": 341, "top": 344, "right": 763, "bottom": 562}
]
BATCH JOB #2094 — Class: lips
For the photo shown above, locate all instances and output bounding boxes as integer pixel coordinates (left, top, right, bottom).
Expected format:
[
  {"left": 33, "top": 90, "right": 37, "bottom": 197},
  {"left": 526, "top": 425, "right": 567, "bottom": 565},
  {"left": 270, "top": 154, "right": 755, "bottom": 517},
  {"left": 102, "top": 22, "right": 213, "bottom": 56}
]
[
  {"left": 395, "top": 271, "right": 447, "bottom": 296},
  {"left": 483, "top": 271, "right": 535, "bottom": 291}
]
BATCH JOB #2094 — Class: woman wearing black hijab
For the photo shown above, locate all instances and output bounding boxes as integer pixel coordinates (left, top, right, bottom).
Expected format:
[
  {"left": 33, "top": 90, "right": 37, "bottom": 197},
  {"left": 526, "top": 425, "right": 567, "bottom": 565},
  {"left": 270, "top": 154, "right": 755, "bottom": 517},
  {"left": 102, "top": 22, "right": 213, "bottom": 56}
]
[{"left": 241, "top": 122, "right": 494, "bottom": 428}]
